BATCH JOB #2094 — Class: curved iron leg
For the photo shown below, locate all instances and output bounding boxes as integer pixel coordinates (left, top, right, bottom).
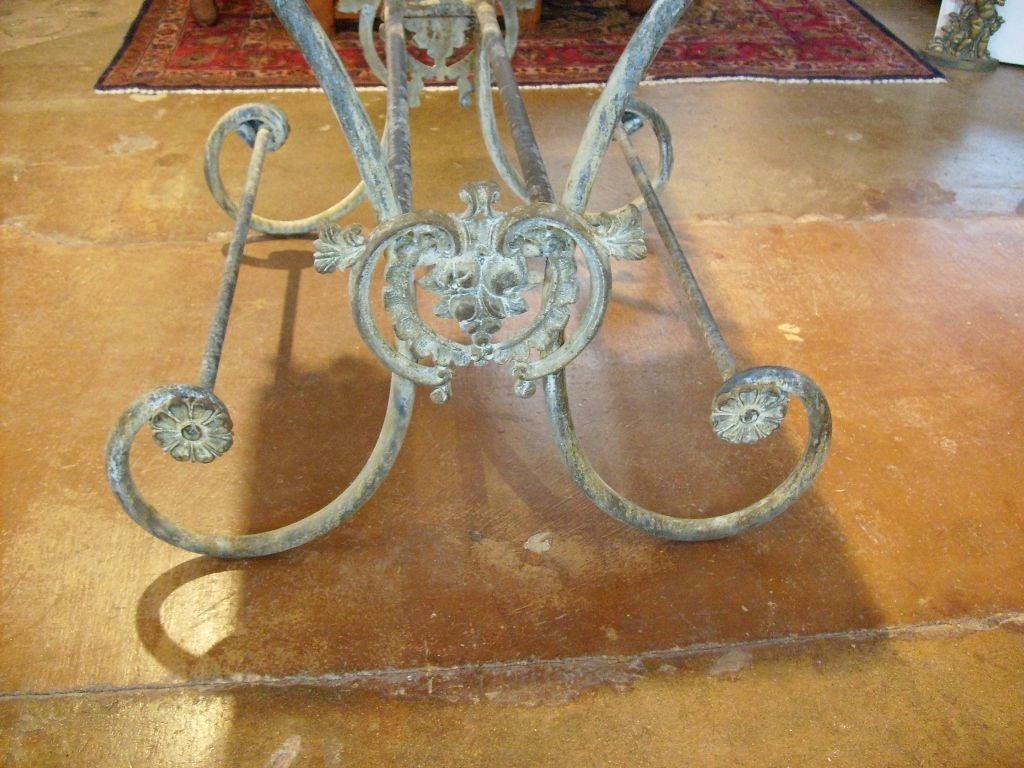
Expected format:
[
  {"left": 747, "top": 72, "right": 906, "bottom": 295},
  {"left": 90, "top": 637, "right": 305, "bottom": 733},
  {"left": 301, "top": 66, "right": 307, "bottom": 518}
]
[
  {"left": 562, "top": 0, "right": 694, "bottom": 213},
  {"left": 106, "top": 104, "right": 416, "bottom": 558},
  {"left": 268, "top": 0, "right": 401, "bottom": 221},
  {"left": 544, "top": 110, "right": 831, "bottom": 540}
]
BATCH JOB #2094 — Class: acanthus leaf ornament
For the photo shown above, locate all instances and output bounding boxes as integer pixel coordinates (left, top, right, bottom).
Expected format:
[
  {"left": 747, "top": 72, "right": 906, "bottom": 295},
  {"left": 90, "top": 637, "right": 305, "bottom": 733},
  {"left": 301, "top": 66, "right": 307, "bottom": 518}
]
[
  {"left": 313, "top": 184, "right": 659, "bottom": 402},
  {"left": 587, "top": 204, "right": 647, "bottom": 261},
  {"left": 380, "top": 182, "right": 577, "bottom": 380},
  {"left": 345, "top": 0, "right": 532, "bottom": 108},
  {"left": 404, "top": 14, "right": 476, "bottom": 107},
  {"left": 313, "top": 223, "right": 366, "bottom": 274}
]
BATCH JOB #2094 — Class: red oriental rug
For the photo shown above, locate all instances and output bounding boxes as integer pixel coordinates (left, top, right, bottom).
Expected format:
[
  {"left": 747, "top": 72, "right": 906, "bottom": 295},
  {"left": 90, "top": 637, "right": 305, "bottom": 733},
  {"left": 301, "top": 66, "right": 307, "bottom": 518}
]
[{"left": 96, "top": 0, "right": 942, "bottom": 93}]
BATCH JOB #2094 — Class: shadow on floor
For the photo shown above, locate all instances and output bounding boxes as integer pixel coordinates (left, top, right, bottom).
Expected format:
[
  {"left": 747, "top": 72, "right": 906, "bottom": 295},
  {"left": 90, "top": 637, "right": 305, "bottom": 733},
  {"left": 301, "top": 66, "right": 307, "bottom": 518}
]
[{"left": 133, "top": 235, "right": 882, "bottom": 696}]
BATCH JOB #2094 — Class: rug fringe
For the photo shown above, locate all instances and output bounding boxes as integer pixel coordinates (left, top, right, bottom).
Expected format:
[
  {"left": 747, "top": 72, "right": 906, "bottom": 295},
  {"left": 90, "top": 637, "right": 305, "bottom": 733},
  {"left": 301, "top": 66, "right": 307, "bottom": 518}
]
[{"left": 94, "top": 73, "right": 944, "bottom": 96}]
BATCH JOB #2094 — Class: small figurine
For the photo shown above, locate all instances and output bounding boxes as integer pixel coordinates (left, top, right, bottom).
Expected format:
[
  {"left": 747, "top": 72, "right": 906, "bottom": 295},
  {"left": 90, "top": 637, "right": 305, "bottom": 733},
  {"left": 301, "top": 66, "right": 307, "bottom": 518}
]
[{"left": 924, "top": 0, "right": 1006, "bottom": 71}]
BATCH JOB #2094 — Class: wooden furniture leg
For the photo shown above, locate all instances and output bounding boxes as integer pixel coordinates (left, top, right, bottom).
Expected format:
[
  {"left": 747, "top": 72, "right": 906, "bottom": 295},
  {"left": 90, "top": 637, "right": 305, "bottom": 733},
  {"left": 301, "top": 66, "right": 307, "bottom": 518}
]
[
  {"left": 190, "top": 0, "right": 219, "bottom": 26},
  {"left": 189, "top": 0, "right": 334, "bottom": 36},
  {"left": 519, "top": 1, "right": 542, "bottom": 32}
]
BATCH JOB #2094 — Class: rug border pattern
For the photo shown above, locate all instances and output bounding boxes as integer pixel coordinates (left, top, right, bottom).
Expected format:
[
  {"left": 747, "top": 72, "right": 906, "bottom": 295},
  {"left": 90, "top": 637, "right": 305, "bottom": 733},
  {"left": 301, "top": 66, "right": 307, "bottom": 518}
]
[{"left": 94, "top": 0, "right": 945, "bottom": 94}]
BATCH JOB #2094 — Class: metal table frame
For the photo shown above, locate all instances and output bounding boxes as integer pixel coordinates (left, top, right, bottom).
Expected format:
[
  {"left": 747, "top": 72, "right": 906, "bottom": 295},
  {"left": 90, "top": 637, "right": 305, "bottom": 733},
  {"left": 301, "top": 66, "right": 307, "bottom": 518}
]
[{"left": 106, "top": 0, "right": 832, "bottom": 558}]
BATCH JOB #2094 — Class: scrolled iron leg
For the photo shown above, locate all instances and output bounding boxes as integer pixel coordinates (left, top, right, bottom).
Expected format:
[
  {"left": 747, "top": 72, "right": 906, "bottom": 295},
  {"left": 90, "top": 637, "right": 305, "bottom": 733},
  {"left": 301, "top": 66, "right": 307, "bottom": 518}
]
[
  {"left": 543, "top": 102, "right": 832, "bottom": 541},
  {"left": 106, "top": 104, "right": 416, "bottom": 558},
  {"left": 107, "top": 0, "right": 831, "bottom": 555}
]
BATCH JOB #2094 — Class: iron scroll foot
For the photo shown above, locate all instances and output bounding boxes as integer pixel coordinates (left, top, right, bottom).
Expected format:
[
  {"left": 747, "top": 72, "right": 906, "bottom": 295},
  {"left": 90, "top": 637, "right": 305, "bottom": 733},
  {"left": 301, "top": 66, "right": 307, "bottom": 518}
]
[
  {"left": 540, "top": 103, "right": 832, "bottom": 541},
  {"left": 106, "top": 380, "right": 414, "bottom": 558},
  {"left": 545, "top": 367, "right": 832, "bottom": 541},
  {"left": 106, "top": 104, "right": 415, "bottom": 558}
]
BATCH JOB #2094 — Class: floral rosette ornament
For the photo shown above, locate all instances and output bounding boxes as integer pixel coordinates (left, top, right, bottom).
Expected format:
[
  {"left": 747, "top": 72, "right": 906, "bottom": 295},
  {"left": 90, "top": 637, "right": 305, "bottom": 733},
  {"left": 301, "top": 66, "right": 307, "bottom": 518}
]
[
  {"left": 150, "top": 395, "right": 234, "bottom": 463},
  {"left": 711, "top": 384, "right": 788, "bottom": 445}
]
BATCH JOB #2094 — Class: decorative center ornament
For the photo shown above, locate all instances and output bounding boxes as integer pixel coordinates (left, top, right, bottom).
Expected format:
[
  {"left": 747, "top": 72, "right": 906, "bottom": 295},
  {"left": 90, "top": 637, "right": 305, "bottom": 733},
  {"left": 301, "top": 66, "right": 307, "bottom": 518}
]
[
  {"left": 315, "top": 183, "right": 646, "bottom": 402},
  {"left": 338, "top": 0, "right": 535, "bottom": 106}
]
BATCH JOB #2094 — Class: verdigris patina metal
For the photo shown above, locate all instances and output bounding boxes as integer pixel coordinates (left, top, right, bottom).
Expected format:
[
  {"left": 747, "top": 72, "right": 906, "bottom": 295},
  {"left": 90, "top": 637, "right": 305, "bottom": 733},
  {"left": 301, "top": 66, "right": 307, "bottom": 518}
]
[
  {"left": 924, "top": 0, "right": 1006, "bottom": 71},
  {"left": 106, "top": 0, "right": 832, "bottom": 557}
]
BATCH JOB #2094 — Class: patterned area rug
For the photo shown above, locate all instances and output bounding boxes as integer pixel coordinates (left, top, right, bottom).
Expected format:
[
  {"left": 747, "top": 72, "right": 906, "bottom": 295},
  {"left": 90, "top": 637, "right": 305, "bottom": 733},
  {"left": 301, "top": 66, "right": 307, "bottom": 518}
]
[{"left": 96, "top": 0, "right": 942, "bottom": 92}]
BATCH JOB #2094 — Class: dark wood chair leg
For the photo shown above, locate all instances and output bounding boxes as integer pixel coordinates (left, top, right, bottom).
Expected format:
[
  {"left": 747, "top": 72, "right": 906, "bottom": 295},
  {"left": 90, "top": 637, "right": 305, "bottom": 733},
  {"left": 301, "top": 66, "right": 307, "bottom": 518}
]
[
  {"left": 626, "top": 0, "right": 653, "bottom": 14},
  {"left": 189, "top": 0, "right": 333, "bottom": 35},
  {"left": 519, "top": 2, "right": 542, "bottom": 33},
  {"left": 190, "top": 0, "right": 219, "bottom": 26}
]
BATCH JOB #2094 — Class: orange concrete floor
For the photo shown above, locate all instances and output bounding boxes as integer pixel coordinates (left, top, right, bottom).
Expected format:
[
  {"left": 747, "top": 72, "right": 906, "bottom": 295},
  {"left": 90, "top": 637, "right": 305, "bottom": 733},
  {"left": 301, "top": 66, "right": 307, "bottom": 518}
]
[{"left": 1, "top": 0, "right": 1023, "bottom": 765}]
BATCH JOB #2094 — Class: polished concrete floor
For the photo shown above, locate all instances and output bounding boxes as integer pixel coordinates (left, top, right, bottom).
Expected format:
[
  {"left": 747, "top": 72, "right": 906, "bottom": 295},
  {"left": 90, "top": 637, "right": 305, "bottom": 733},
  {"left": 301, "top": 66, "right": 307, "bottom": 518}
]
[{"left": 1, "top": 0, "right": 1023, "bottom": 765}]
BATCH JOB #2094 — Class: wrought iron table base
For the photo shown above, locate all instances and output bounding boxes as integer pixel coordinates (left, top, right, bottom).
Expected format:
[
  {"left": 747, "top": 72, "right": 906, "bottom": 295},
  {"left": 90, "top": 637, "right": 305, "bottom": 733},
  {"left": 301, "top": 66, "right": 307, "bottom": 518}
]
[{"left": 106, "top": 0, "right": 832, "bottom": 558}]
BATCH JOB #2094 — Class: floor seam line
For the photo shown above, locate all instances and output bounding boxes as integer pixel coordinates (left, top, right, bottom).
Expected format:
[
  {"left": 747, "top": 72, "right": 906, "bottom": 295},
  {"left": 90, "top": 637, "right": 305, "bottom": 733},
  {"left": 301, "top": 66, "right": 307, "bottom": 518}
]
[{"left": 2, "top": 611, "right": 1021, "bottom": 702}]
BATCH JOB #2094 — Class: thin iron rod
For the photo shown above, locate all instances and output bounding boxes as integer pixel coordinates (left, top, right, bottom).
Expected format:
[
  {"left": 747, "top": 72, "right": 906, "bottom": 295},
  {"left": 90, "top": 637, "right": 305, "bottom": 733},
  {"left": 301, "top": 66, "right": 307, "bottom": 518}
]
[
  {"left": 198, "top": 126, "right": 271, "bottom": 391},
  {"left": 384, "top": 0, "right": 413, "bottom": 212},
  {"left": 614, "top": 125, "right": 737, "bottom": 381},
  {"left": 475, "top": 46, "right": 529, "bottom": 201},
  {"left": 473, "top": 0, "right": 554, "bottom": 203}
]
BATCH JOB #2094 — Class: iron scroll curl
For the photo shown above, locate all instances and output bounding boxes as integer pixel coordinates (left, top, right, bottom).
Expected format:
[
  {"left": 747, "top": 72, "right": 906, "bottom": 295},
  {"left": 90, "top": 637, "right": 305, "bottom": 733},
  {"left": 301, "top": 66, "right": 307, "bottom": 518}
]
[
  {"left": 544, "top": 366, "right": 832, "bottom": 541},
  {"left": 106, "top": 380, "right": 414, "bottom": 558},
  {"left": 204, "top": 104, "right": 372, "bottom": 236}
]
